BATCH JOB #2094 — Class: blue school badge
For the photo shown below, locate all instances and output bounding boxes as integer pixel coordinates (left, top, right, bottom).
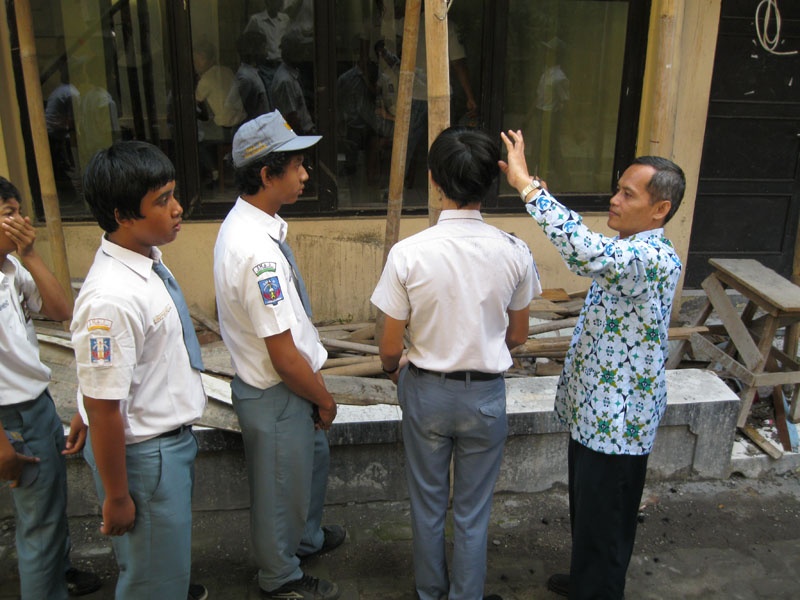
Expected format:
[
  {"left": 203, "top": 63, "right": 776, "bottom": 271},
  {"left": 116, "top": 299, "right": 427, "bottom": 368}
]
[
  {"left": 90, "top": 337, "right": 112, "bottom": 365},
  {"left": 258, "top": 276, "right": 284, "bottom": 306}
]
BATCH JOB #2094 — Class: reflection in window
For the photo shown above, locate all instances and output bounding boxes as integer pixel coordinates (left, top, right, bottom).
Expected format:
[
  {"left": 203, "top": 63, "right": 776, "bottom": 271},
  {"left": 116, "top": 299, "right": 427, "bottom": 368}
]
[
  {"left": 190, "top": 0, "right": 316, "bottom": 206},
  {"left": 31, "top": 0, "right": 173, "bottom": 219},
  {"left": 334, "top": 0, "right": 482, "bottom": 210},
  {"left": 503, "top": 0, "right": 628, "bottom": 194}
]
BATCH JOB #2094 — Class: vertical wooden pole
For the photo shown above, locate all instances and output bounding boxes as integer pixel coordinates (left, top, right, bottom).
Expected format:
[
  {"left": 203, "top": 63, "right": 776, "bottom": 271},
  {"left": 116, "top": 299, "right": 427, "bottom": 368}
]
[
  {"left": 15, "top": 0, "right": 73, "bottom": 312},
  {"left": 383, "top": 0, "right": 421, "bottom": 266},
  {"left": 424, "top": 0, "right": 450, "bottom": 227},
  {"left": 644, "top": 0, "right": 683, "bottom": 158}
]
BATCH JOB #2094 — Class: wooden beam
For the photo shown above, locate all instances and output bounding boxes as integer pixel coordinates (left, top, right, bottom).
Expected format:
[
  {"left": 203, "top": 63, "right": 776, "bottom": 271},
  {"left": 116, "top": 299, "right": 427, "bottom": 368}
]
[
  {"left": 740, "top": 425, "right": 783, "bottom": 460},
  {"left": 14, "top": 0, "right": 73, "bottom": 316},
  {"left": 701, "top": 274, "right": 762, "bottom": 371},
  {"left": 383, "top": 0, "right": 421, "bottom": 264},
  {"left": 424, "top": 0, "right": 450, "bottom": 226}
]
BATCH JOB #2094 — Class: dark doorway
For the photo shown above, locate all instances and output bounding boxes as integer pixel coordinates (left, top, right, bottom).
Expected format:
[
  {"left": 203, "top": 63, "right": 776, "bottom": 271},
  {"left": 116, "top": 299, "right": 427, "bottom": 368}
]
[{"left": 686, "top": 0, "right": 800, "bottom": 286}]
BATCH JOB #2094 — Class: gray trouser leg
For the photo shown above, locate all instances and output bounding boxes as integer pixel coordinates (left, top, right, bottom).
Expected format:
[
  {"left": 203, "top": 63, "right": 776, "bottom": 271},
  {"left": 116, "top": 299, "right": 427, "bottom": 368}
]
[
  {"left": 400, "top": 369, "right": 507, "bottom": 600},
  {"left": 232, "top": 377, "right": 325, "bottom": 591}
]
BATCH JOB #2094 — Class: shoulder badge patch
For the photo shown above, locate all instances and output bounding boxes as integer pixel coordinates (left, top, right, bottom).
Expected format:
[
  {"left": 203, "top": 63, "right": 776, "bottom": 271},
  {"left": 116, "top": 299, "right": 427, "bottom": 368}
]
[
  {"left": 89, "top": 337, "right": 112, "bottom": 365},
  {"left": 258, "top": 276, "right": 284, "bottom": 306},
  {"left": 253, "top": 262, "right": 277, "bottom": 276},
  {"left": 87, "top": 318, "right": 112, "bottom": 331}
]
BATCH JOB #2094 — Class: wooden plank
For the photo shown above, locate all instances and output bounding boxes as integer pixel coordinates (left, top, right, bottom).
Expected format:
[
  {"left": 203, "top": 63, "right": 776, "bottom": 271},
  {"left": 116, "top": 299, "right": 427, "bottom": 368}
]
[
  {"left": 702, "top": 274, "right": 763, "bottom": 371},
  {"left": 323, "top": 356, "right": 377, "bottom": 369},
  {"left": 772, "top": 388, "right": 793, "bottom": 452},
  {"left": 321, "top": 338, "right": 380, "bottom": 355},
  {"left": 740, "top": 425, "right": 783, "bottom": 460},
  {"left": 688, "top": 333, "right": 755, "bottom": 386},
  {"left": 710, "top": 258, "right": 800, "bottom": 313},
  {"left": 666, "top": 297, "right": 712, "bottom": 369},
  {"left": 323, "top": 358, "right": 383, "bottom": 377},
  {"left": 753, "top": 371, "right": 800, "bottom": 387},
  {"left": 667, "top": 326, "right": 710, "bottom": 341},
  {"left": 316, "top": 322, "right": 373, "bottom": 332},
  {"left": 539, "top": 288, "right": 571, "bottom": 302},
  {"left": 528, "top": 317, "right": 578, "bottom": 336},
  {"left": 189, "top": 303, "right": 221, "bottom": 337},
  {"left": 347, "top": 324, "right": 376, "bottom": 342},
  {"left": 790, "top": 386, "right": 800, "bottom": 424}
]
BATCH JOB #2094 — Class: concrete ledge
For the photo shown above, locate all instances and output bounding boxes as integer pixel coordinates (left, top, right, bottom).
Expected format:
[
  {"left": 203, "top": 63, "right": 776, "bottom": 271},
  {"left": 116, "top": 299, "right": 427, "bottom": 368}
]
[{"left": 0, "top": 369, "right": 741, "bottom": 517}]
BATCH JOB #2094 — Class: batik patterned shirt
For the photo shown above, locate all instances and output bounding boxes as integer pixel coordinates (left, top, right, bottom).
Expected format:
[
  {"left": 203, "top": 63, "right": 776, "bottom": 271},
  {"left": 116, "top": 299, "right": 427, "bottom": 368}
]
[{"left": 526, "top": 190, "right": 682, "bottom": 455}]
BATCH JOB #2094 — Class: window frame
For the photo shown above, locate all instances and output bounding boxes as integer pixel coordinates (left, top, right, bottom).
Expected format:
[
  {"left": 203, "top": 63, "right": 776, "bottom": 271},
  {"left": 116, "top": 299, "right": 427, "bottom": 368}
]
[{"left": 15, "top": 0, "right": 650, "bottom": 223}]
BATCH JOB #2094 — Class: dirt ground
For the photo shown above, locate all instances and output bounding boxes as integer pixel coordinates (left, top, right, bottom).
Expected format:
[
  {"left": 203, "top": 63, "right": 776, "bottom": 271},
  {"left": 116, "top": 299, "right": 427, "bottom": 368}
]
[{"left": 2, "top": 471, "right": 799, "bottom": 599}]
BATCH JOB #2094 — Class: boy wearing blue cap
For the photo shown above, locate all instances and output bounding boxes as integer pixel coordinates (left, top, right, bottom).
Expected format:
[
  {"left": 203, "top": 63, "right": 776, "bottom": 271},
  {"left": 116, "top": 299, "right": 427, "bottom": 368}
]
[{"left": 214, "top": 110, "right": 344, "bottom": 599}]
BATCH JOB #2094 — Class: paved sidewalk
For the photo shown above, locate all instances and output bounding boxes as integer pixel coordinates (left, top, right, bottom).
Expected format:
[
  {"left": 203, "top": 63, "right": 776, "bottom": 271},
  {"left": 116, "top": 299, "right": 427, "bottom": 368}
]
[{"left": 2, "top": 474, "right": 799, "bottom": 599}]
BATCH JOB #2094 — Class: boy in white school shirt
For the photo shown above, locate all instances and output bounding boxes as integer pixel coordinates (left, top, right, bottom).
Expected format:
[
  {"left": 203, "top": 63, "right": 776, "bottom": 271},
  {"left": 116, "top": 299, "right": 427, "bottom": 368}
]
[
  {"left": 70, "top": 142, "right": 208, "bottom": 600},
  {"left": 0, "top": 176, "right": 100, "bottom": 599}
]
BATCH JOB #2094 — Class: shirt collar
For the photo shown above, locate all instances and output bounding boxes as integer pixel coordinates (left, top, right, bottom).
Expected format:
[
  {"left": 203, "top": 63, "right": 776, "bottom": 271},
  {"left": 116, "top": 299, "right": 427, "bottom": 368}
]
[
  {"left": 100, "top": 235, "right": 162, "bottom": 280},
  {"left": 0, "top": 255, "right": 18, "bottom": 286},
  {"left": 623, "top": 227, "right": 665, "bottom": 242},
  {"left": 233, "top": 197, "right": 288, "bottom": 243},
  {"left": 437, "top": 209, "right": 484, "bottom": 223}
]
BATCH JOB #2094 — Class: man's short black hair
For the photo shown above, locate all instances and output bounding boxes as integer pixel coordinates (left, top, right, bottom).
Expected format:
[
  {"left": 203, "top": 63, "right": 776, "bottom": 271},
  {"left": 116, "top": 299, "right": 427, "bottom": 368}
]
[
  {"left": 234, "top": 151, "right": 303, "bottom": 196},
  {"left": 428, "top": 126, "right": 500, "bottom": 208},
  {"left": 632, "top": 156, "right": 686, "bottom": 224},
  {"left": 0, "top": 176, "right": 21, "bottom": 204},
  {"left": 83, "top": 141, "right": 175, "bottom": 233}
]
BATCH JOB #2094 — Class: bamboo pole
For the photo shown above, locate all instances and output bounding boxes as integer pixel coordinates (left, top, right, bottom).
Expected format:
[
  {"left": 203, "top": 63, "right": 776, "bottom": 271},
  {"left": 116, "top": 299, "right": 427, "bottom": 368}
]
[
  {"left": 15, "top": 0, "right": 73, "bottom": 314},
  {"left": 382, "top": 0, "right": 422, "bottom": 265},
  {"left": 645, "top": 0, "right": 683, "bottom": 158},
  {"left": 424, "top": 0, "right": 450, "bottom": 226}
]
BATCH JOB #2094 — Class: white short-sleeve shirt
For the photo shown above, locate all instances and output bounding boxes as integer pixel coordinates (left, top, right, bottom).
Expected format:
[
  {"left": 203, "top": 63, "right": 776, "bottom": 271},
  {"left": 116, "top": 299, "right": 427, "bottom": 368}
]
[
  {"left": 371, "top": 210, "right": 541, "bottom": 373},
  {"left": 214, "top": 198, "right": 327, "bottom": 390},
  {"left": 71, "top": 237, "right": 206, "bottom": 445},
  {"left": 0, "top": 256, "right": 50, "bottom": 405}
]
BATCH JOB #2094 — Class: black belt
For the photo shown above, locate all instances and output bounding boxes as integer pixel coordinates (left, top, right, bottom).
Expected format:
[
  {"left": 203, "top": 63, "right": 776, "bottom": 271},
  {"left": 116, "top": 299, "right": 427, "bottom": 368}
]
[
  {"left": 156, "top": 424, "right": 192, "bottom": 439},
  {"left": 408, "top": 363, "right": 502, "bottom": 381}
]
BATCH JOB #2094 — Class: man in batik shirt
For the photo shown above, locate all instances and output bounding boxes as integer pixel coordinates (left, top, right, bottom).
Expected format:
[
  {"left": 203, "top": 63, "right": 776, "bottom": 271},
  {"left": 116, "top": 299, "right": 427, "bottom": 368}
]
[{"left": 500, "top": 129, "right": 685, "bottom": 600}]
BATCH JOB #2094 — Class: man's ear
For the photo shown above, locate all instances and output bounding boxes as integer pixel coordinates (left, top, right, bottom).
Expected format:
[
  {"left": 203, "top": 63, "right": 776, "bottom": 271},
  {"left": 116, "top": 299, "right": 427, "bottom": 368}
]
[
  {"left": 654, "top": 200, "right": 671, "bottom": 222},
  {"left": 114, "top": 208, "right": 126, "bottom": 228}
]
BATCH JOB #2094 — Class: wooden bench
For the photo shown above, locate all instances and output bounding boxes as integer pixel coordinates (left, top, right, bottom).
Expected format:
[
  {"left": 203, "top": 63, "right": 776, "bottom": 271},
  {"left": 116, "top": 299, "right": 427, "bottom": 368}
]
[{"left": 669, "top": 258, "right": 800, "bottom": 458}]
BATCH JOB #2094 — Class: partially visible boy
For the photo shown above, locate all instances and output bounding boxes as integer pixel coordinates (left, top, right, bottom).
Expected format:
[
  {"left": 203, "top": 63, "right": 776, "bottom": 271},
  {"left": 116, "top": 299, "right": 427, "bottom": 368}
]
[
  {"left": 70, "top": 142, "right": 208, "bottom": 600},
  {"left": 214, "top": 110, "right": 343, "bottom": 599},
  {"left": 0, "top": 176, "right": 100, "bottom": 599}
]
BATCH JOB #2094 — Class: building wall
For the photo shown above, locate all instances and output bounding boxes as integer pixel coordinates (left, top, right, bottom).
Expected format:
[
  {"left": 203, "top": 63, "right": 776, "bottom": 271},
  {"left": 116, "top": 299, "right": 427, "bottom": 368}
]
[{"left": 4, "top": 1, "right": 722, "bottom": 323}]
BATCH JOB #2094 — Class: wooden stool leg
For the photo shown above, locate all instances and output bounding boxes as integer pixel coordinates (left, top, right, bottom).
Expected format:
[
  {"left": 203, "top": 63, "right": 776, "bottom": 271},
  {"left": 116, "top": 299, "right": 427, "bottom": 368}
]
[{"left": 772, "top": 387, "right": 793, "bottom": 451}]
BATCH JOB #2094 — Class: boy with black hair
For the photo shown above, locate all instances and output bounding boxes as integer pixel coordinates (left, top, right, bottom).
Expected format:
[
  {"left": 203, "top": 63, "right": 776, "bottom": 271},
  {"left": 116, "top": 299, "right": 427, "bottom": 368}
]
[
  {"left": 214, "top": 110, "right": 344, "bottom": 600},
  {"left": 372, "top": 126, "right": 540, "bottom": 600},
  {"left": 500, "top": 130, "right": 684, "bottom": 599},
  {"left": 70, "top": 142, "right": 208, "bottom": 600},
  {"left": 0, "top": 176, "right": 100, "bottom": 599}
]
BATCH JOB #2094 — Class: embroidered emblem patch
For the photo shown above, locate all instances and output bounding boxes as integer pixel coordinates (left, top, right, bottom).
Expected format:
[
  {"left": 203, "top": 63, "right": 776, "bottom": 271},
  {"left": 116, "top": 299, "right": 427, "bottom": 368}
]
[
  {"left": 87, "top": 318, "right": 112, "bottom": 331},
  {"left": 252, "top": 262, "right": 277, "bottom": 276},
  {"left": 153, "top": 304, "right": 172, "bottom": 325},
  {"left": 89, "top": 337, "right": 112, "bottom": 365},
  {"left": 258, "top": 276, "right": 284, "bottom": 306}
]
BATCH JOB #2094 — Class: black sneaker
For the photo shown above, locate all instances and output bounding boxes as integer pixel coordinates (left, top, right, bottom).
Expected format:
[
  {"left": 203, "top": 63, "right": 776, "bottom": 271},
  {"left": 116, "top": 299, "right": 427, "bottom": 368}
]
[
  {"left": 263, "top": 574, "right": 340, "bottom": 599},
  {"left": 188, "top": 583, "right": 209, "bottom": 600},
  {"left": 547, "top": 573, "right": 569, "bottom": 597},
  {"left": 65, "top": 568, "right": 102, "bottom": 596},
  {"left": 298, "top": 525, "right": 346, "bottom": 560}
]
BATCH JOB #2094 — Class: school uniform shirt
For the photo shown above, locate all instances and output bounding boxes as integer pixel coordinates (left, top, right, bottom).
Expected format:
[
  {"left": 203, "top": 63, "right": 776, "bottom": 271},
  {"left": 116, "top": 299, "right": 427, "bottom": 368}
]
[
  {"left": 214, "top": 198, "right": 327, "bottom": 390},
  {"left": 371, "top": 210, "right": 540, "bottom": 373},
  {"left": 0, "top": 256, "right": 50, "bottom": 405},
  {"left": 524, "top": 189, "right": 682, "bottom": 456},
  {"left": 71, "top": 237, "right": 206, "bottom": 445}
]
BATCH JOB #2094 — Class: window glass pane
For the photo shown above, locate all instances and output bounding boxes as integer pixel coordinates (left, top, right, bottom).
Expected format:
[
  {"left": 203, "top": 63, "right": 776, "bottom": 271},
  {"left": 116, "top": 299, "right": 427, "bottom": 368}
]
[
  {"left": 333, "top": 0, "right": 482, "bottom": 210},
  {"left": 190, "top": 0, "right": 317, "bottom": 210},
  {"left": 33, "top": 0, "right": 174, "bottom": 220},
  {"left": 503, "top": 0, "right": 629, "bottom": 194}
]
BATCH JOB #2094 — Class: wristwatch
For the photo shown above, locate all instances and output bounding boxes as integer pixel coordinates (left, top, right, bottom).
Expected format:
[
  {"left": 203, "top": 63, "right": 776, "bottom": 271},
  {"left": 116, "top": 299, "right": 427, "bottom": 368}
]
[
  {"left": 381, "top": 364, "right": 399, "bottom": 376},
  {"left": 520, "top": 178, "right": 542, "bottom": 202}
]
